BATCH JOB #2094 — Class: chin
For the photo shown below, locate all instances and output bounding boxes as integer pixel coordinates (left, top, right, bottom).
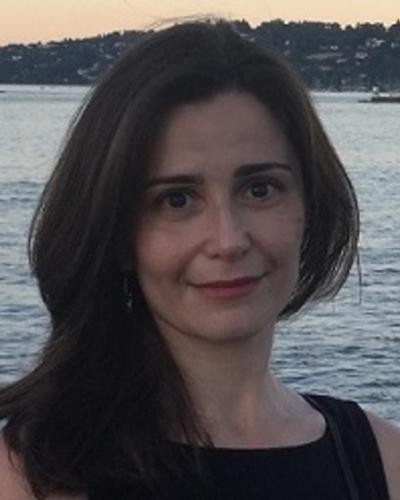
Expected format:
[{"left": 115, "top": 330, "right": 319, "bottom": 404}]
[{"left": 185, "top": 313, "right": 275, "bottom": 345}]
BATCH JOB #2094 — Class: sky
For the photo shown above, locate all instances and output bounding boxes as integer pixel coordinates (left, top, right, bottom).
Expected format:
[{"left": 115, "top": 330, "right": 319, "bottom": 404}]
[{"left": 1, "top": 0, "right": 399, "bottom": 46}]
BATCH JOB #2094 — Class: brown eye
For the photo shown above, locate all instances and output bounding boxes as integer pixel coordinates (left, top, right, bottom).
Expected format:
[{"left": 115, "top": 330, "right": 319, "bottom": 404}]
[
  {"left": 157, "top": 190, "right": 194, "bottom": 209},
  {"left": 152, "top": 187, "right": 198, "bottom": 213},
  {"left": 166, "top": 191, "right": 188, "bottom": 208},
  {"left": 248, "top": 181, "right": 274, "bottom": 199}
]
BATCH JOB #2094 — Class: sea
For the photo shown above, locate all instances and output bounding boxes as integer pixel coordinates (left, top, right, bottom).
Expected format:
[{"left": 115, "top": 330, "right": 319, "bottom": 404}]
[{"left": 0, "top": 85, "right": 399, "bottom": 423}]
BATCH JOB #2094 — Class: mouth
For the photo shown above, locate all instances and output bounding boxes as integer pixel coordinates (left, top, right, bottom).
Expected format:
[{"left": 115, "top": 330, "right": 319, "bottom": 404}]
[{"left": 193, "top": 275, "right": 265, "bottom": 300}]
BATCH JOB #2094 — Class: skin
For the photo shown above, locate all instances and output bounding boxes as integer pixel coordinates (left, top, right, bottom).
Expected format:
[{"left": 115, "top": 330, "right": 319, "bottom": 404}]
[
  {"left": 134, "top": 91, "right": 322, "bottom": 446},
  {"left": 135, "top": 91, "right": 305, "bottom": 347},
  {"left": 0, "top": 91, "right": 399, "bottom": 498}
]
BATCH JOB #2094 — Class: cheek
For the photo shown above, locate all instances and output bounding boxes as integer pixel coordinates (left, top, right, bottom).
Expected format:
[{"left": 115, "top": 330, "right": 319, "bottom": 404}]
[
  {"left": 282, "top": 198, "right": 306, "bottom": 242},
  {"left": 134, "top": 225, "right": 188, "bottom": 284},
  {"left": 257, "top": 207, "right": 305, "bottom": 251},
  {"left": 291, "top": 213, "right": 306, "bottom": 246}
]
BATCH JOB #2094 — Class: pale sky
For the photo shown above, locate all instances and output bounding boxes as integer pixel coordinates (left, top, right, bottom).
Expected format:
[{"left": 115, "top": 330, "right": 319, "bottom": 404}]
[{"left": 1, "top": 0, "right": 399, "bottom": 46}]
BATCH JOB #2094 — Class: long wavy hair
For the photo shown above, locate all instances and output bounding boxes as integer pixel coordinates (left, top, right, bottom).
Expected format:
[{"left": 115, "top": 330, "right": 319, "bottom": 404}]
[{"left": 0, "top": 19, "right": 359, "bottom": 498}]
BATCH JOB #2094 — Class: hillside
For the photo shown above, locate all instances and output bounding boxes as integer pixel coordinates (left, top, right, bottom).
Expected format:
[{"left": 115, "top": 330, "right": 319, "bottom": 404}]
[{"left": 1, "top": 20, "right": 400, "bottom": 90}]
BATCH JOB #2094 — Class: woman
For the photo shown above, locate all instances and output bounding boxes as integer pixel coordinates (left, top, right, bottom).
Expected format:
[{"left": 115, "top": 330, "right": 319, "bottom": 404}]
[{"left": 0, "top": 19, "right": 399, "bottom": 500}]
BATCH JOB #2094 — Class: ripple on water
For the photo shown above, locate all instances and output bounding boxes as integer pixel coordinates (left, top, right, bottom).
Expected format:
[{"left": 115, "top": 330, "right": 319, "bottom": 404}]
[{"left": 1, "top": 88, "right": 399, "bottom": 422}]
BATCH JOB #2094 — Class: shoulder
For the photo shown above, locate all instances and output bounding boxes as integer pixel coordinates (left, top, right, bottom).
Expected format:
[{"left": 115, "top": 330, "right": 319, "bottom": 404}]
[
  {"left": 0, "top": 434, "right": 33, "bottom": 499},
  {"left": 0, "top": 434, "right": 87, "bottom": 500},
  {"left": 366, "top": 411, "right": 400, "bottom": 500}
]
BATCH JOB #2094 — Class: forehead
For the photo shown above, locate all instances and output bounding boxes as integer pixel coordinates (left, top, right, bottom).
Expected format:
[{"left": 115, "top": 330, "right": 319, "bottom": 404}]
[{"left": 149, "top": 91, "right": 300, "bottom": 178}]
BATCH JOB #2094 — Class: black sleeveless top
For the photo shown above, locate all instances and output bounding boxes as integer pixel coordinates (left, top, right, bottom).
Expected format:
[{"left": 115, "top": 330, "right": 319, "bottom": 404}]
[{"left": 89, "top": 395, "right": 389, "bottom": 499}]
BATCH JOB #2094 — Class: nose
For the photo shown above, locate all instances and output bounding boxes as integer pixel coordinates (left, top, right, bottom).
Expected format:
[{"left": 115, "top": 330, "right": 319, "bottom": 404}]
[{"left": 204, "top": 202, "right": 250, "bottom": 260}]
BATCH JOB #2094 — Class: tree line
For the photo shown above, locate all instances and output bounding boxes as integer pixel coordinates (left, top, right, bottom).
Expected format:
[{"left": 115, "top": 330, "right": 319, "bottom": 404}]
[{"left": 1, "top": 20, "right": 399, "bottom": 90}]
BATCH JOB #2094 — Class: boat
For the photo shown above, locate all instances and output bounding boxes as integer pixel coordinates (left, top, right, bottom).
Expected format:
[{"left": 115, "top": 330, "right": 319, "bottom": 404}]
[
  {"left": 369, "top": 94, "right": 400, "bottom": 103},
  {"left": 359, "top": 86, "right": 400, "bottom": 103}
]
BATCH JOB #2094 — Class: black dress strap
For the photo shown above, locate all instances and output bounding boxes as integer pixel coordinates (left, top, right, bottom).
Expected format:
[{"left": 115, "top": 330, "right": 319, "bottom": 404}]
[
  {"left": 303, "top": 394, "right": 390, "bottom": 500},
  {"left": 303, "top": 394, "right": 360, "bottom": 500}
]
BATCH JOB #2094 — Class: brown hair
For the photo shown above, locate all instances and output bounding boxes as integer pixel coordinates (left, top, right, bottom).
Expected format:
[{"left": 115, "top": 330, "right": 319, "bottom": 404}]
[{"left": 0, "top": 19, "right": 359, "bottom": 497}]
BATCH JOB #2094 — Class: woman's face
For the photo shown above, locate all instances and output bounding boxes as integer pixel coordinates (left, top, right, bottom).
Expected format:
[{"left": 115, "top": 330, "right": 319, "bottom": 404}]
[{"left": 133, "top": 91, "right": 305, "bottom": 347}]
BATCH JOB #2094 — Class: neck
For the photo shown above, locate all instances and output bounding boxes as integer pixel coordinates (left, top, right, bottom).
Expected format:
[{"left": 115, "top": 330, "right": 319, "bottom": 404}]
[
  {"left": 179, "top": 328, "right": 276, "bottom": 414},
  {"left": 159, "top": 323, "right": 318, "bottom": 447}
]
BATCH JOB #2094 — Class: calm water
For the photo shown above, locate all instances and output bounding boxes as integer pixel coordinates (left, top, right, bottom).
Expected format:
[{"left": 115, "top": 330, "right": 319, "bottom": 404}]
[{"left": 0, "top": 85, "right": 399, "bottom": 422}]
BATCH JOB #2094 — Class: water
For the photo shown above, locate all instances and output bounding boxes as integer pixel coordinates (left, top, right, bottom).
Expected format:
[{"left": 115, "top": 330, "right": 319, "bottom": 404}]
[{"left": 0, "top": 86, "right": 399, "bottom": 422}]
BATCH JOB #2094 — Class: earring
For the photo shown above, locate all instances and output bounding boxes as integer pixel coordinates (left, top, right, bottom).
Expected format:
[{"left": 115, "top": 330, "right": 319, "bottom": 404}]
[{"left": 123, "top": 270, "right": 136, "bottom": 311}]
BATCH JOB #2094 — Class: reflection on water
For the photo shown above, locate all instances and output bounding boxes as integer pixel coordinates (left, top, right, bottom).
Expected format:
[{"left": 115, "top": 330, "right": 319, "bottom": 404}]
[{"left": 0, "top": 87, "right": 399, "bottom": 421}]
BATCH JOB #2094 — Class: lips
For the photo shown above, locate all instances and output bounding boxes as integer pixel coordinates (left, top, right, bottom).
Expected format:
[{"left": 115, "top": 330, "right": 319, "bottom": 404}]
[
  {"left": 193, "top": 275, "right": 264, "bottom": 300},
  {"left": 198, "top": 277, "right": 260, "bottom": 288}
]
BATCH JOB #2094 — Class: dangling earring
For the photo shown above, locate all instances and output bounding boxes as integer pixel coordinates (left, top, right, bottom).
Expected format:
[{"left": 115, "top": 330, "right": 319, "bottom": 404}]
[{"left": 123, "top": 270, "right": 136, "bottom": 311}]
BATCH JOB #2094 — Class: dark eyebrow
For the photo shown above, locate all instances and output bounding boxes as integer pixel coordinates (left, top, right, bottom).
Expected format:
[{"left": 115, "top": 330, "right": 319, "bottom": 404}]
[
  {"left": 146, "top": 174, "right": 203, "bottom": 187},
  {"left": 234, "top": 162, "right": 294, "bottom": 178},
  {"left": 146, "top": 162, "right": 294, "bottom": 188}
]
